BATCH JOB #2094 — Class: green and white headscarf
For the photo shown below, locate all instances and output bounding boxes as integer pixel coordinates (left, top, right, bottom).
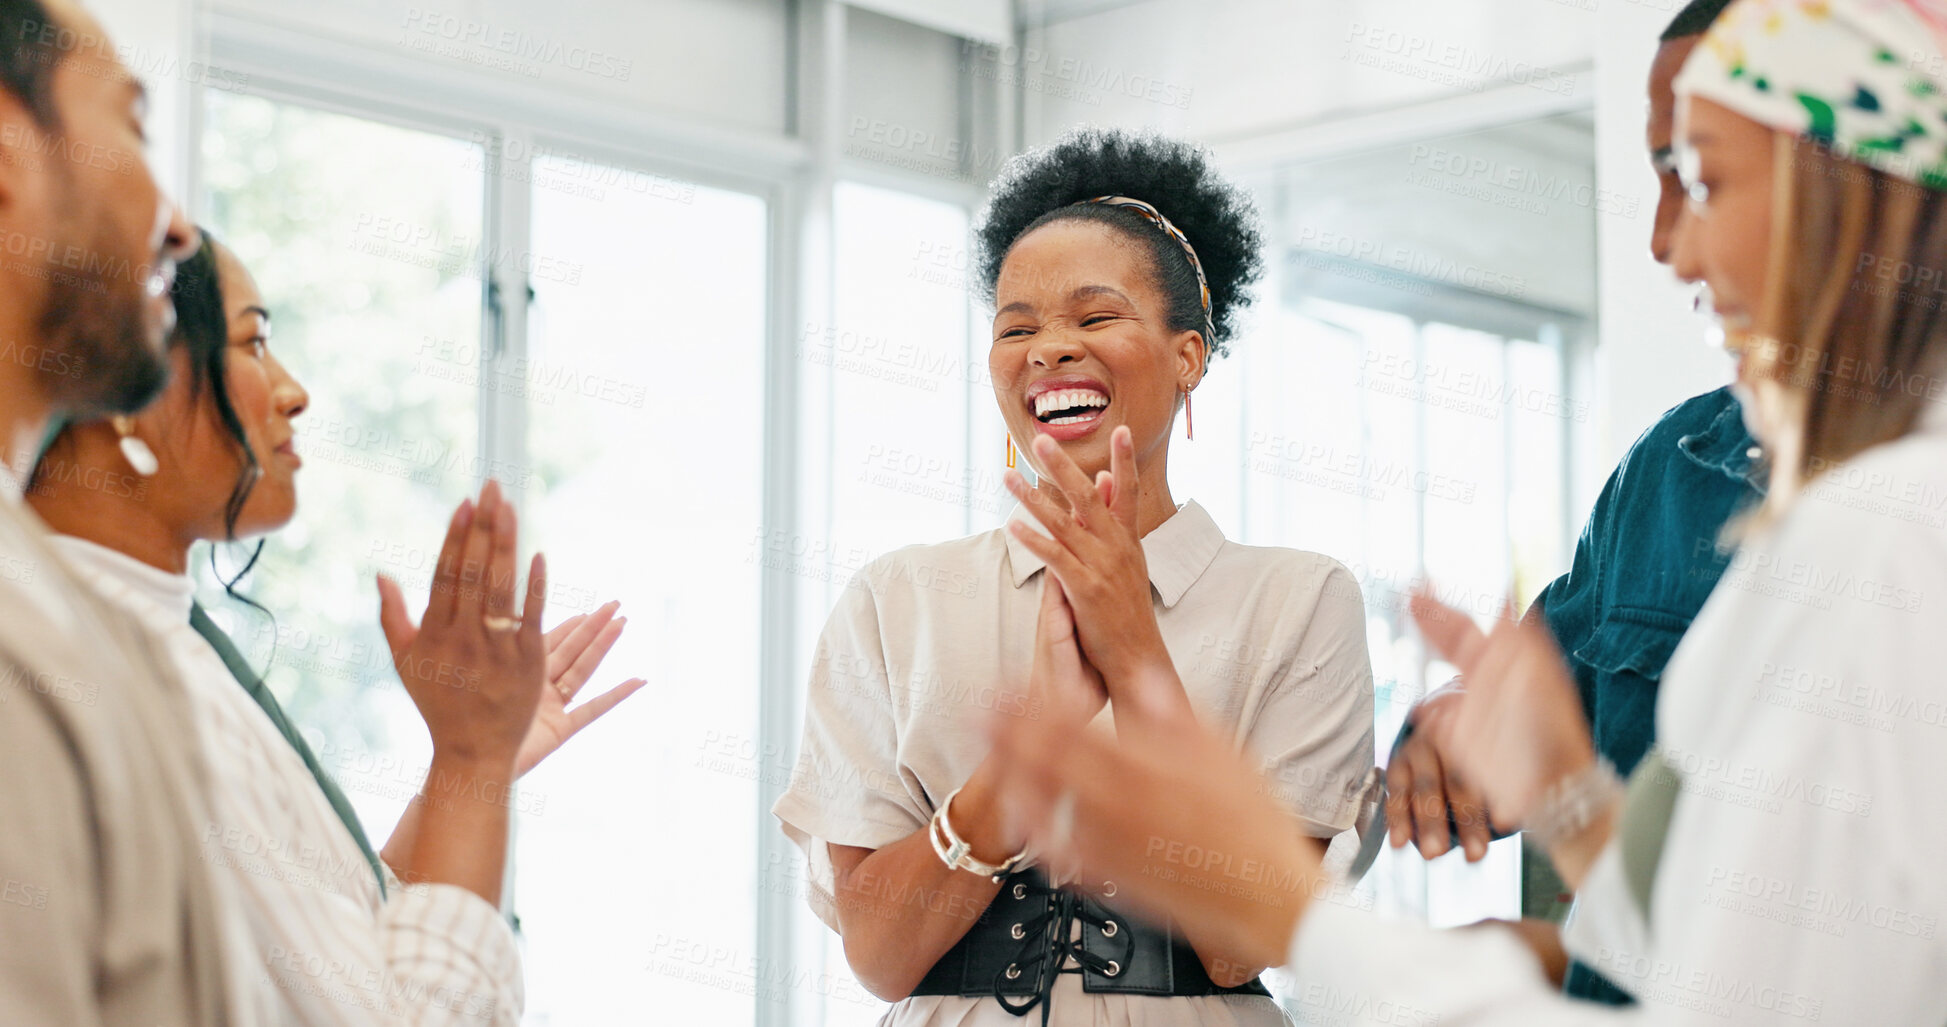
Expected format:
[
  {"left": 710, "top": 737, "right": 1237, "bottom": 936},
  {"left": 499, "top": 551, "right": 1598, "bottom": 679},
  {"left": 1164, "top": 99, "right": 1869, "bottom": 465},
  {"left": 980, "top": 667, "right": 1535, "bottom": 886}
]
[{"left": 1675, "top": 0, "right": 1947, "bottom": 188}]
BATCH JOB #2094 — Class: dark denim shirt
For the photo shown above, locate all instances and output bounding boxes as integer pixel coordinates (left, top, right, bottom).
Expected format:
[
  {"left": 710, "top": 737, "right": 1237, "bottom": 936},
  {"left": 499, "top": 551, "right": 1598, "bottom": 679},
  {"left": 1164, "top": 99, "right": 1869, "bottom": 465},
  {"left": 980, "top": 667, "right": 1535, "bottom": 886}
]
[
  {"left": 1535, "top": 385, "right": 1765, "bottom": 777},
  {"left": 1538, "top": 385, "right": 1765, "bottom": 1003}
]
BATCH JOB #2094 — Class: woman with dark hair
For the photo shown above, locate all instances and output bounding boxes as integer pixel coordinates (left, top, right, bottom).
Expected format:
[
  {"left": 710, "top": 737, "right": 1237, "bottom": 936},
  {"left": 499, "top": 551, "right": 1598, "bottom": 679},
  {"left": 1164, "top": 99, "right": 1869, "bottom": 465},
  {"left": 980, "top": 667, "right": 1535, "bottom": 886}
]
[
  {"left": 979, "top": 1, "right": 1947, "bottom": 1022},
  {"left": 29, "top": 231, "right": 645, "bottom": 1024},
  {"left": 774, "top": 128, "right": 1378, "bottom": 1025}
]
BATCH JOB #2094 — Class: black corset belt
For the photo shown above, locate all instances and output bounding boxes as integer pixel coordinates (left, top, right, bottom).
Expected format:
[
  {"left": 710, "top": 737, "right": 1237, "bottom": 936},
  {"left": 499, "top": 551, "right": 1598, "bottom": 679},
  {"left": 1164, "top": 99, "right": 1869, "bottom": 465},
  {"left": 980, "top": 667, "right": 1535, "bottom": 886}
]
[{"left": 909, "top": 867, "right": 1270, "bottom": 1023}]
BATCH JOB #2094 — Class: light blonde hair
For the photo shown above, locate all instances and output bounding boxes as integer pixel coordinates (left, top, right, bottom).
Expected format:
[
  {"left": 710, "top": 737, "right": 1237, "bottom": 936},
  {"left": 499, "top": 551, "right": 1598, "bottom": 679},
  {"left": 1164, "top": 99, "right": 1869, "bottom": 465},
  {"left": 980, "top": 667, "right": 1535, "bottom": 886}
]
[{"left": 1750, "top": 132, "right": 1947, "bottom": 517}]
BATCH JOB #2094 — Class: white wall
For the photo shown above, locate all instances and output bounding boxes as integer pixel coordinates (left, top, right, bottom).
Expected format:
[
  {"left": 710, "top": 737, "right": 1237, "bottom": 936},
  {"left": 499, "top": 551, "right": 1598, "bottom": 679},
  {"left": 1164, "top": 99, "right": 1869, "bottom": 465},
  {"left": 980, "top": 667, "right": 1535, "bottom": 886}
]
[
  {"left": 1022, "top": 0, "right": 1597, "bottom": 145},
  {"left": 1591, "top": 0, "right": 1730, "bottom": 465},
  {"left": 88, "top": 0, "right": 195, "bottom": 197},
  {"left": 212, "top": 0, "right": 792, "bottom": 134}
]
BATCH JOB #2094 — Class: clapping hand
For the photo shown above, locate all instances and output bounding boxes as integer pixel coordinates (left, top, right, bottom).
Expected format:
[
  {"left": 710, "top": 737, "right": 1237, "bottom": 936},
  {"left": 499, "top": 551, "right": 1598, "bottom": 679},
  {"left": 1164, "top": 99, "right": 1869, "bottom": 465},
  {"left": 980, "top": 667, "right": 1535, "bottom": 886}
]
[
  {"left": 517, "top": 601, "right": 648, "bottom": 776},
  {"left": 1004, "top": 428, "right": 1186, "bottom": 714},
  {"left": 377, "top": 479, "right": 547, "bottom": 772},
  {"left": 1408, "top": 589, "right": 1594, "bottom": 829}
]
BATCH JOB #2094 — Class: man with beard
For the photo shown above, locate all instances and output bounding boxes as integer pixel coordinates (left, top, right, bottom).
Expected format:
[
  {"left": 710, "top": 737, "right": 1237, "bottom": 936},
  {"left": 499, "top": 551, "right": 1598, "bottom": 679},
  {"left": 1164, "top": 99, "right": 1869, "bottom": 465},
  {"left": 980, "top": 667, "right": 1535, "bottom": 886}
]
[{"left": 0, "top": 1, "right": 257, "bottom": 1024}]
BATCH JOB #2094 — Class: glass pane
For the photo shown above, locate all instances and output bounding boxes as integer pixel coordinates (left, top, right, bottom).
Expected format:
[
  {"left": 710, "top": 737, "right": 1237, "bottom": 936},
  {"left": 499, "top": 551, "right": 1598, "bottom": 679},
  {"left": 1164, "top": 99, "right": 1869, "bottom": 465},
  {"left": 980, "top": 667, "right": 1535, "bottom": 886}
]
[
  {"left": 793, "top": 181, "right": 979, "bottom": 1026},
  {"left": 824, "top": 182, "right": 980, "bottom": 555},
  {"left": 520, "top": 159, "right": 768, "bottom": 1025},
  {"left": 198, "top": 90, "right": 485, "bottom": 842}
]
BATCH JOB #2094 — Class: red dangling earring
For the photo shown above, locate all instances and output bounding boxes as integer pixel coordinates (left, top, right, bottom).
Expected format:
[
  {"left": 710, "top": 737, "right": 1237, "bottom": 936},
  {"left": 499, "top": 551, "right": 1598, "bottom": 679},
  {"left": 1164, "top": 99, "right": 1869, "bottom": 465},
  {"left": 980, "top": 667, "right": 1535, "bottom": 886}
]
[
  {"left": 1184, "top": 388, "right": 1195, "bottom": 441},
  {"left": 1006, "top": 433, "right": 1017, "bottom": 469}
]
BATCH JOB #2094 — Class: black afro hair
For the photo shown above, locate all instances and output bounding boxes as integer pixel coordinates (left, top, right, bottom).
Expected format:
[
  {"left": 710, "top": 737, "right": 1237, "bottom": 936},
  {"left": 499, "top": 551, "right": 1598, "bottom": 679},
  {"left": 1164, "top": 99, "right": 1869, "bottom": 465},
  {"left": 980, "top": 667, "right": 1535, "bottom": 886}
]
[{"left": 974, "top": 127, "right": 1263, "bottom": 361}]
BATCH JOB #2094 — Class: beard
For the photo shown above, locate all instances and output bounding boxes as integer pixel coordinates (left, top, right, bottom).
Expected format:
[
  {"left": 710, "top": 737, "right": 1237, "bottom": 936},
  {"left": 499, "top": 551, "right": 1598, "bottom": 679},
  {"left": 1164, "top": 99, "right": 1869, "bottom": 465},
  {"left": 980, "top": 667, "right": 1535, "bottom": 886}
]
[{"left": 38, "top": 171, "right": 172, "bottom": 418}]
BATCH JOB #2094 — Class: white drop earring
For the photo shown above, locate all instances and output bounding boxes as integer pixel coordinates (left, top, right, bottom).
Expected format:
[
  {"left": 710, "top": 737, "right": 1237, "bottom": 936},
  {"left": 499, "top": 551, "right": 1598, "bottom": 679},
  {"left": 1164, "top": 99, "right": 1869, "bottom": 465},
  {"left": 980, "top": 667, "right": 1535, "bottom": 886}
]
[{"left": 110, "top": 416, "right": 158, "bottom": 477}]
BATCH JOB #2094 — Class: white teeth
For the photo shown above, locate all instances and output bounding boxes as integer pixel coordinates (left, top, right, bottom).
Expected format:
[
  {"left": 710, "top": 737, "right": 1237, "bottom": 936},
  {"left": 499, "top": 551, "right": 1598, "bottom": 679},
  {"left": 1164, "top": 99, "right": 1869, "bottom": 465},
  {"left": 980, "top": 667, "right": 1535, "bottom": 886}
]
[{"left": 1032, "top": 388, "right": 1110, "bottom": 419}]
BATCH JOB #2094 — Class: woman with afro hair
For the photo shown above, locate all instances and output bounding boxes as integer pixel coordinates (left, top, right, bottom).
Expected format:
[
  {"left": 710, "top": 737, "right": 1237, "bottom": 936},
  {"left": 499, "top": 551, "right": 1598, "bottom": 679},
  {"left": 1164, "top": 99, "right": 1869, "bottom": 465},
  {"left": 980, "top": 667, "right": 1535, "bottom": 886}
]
[{"left": 775, "top": 127, "right": 1378, "bottom": 1026}]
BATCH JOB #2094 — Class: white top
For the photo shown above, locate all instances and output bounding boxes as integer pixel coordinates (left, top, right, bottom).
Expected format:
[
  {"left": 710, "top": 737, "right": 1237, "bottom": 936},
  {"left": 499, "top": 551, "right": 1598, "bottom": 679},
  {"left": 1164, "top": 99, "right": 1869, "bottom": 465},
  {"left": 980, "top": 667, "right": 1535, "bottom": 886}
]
[
  {"left": 776, "top": 501, "right": 1378, "bottom": 1026},
  {"left": 52, "top": 536, "right": 525, "bottom": 1027},
  {"left": 1284, "top": 421, "right": 1947, "bottom": 1024}
]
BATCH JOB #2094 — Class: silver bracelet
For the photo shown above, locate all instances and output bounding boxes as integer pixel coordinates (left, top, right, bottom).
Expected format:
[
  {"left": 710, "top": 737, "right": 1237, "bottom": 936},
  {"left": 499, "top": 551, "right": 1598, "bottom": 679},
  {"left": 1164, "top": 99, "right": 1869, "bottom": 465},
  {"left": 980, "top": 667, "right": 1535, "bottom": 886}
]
[
  {"left": 1525, "top": 758, "right": 1623, "bottom": 852},
  {"left": 929, "top": 785, "right": 1029, "bottom": 882}
]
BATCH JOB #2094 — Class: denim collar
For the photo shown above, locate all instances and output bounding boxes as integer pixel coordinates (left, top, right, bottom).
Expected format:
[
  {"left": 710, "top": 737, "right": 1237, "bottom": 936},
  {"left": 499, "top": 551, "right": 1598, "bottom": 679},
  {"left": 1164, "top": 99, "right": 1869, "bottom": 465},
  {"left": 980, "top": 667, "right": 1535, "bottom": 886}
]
[{"left": 1677, "top": 390, "right": 1768, "bottom": 495}]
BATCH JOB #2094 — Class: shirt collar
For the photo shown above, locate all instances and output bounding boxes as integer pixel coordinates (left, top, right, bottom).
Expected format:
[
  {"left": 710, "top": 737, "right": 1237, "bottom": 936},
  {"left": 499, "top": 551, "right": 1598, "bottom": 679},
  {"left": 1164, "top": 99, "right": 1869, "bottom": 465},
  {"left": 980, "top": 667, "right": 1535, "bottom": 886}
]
[
  {"left": 1678, "top": 389, "right": 1768, "bottom": 495},
  {"left": 1002, "top": 499, "right": 1226, "bottom": 609},
  {"left": 47, "top": 534, "right": 196, "bottom": 624}
]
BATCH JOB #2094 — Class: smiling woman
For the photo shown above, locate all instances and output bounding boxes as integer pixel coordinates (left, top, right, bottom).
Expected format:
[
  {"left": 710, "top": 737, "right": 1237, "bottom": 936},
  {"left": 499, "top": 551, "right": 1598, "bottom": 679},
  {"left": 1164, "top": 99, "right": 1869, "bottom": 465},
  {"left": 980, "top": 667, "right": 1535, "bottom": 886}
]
[{"left": 773, "top": 127, "right": 1381, "bottom": 1027}]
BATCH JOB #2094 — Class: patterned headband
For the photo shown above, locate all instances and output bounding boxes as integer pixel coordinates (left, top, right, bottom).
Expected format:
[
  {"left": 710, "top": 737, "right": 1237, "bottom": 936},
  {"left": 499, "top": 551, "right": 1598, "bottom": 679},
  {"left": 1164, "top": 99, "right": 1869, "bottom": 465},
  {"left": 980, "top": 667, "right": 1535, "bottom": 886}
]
[
  {"left": 1674, "top": 0, "right": 1947, "bottom": 189},
  {"left": 1076, "top": 195, "right": 1216, "bottom": 349}
]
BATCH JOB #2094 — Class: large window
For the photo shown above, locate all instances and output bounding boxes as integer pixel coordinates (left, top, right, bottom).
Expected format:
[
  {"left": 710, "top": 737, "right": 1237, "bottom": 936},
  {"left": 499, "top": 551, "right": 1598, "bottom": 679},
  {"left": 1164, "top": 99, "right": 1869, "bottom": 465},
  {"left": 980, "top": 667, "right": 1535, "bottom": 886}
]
[
  {"left": 200, "top": 90, "right": 774, "bottom": 1025},
  {"left": 792, "top": 181, "right": 989, "bottom": 1026},
  {"left": 518, "top": 158, "right": 769, "bottom": 1023},
  {"left": 199, "top": 90, "right": 487, "bottom": 840}
]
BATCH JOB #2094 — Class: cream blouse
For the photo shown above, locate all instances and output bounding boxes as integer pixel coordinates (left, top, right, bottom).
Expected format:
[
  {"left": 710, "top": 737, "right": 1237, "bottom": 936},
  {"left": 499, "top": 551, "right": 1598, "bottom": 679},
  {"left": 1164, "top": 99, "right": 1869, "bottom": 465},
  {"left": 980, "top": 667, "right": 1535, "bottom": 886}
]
[{"left": 775, "top": 501, "right": 1377, "bottom": 1026}]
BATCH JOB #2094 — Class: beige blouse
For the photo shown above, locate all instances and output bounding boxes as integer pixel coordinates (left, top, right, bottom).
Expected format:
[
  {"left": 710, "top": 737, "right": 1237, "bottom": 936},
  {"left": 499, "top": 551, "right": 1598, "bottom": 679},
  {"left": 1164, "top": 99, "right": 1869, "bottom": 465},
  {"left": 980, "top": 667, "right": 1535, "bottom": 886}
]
[{"left": 774, "top": 501, "right": 1376, "bottom": 1026}]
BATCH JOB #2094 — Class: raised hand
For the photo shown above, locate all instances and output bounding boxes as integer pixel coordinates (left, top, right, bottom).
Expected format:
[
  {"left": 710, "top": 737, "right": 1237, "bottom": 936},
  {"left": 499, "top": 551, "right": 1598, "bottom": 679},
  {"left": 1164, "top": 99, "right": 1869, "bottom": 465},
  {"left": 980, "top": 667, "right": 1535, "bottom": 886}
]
[
  {"left": 515, "top": 601, "right": 648, "bottom": 777},
  {"left": 376, "top": 478, "right": 547, "bottom": 772},
  {"left": 1025, "top": 574, "right": 1108, "bottom": 727},
  {"left": 1408, "top": 589, "right": 1594, "bottom": 830},
  {"left": 1003, "top": 427, "right": 1174, "bottom": 688}
]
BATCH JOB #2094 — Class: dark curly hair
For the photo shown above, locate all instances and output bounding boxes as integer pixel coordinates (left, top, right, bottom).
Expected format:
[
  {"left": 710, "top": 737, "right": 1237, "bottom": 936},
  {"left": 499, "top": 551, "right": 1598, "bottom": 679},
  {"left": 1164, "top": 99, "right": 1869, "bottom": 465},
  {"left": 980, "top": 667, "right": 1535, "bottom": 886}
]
[{"left": 974, "top": 127, "right": 1263, "bottom": 361}]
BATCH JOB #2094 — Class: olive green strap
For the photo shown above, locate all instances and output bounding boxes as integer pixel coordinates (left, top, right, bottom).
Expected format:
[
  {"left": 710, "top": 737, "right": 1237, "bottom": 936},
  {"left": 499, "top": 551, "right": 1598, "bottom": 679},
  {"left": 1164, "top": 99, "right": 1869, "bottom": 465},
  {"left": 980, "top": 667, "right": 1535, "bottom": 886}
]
[
  {"left": 189, "top": 602, "right": 386, "bottom": 896},
  {"left": 1618, "top": 747, "right": 1683, "bottom": 923}
]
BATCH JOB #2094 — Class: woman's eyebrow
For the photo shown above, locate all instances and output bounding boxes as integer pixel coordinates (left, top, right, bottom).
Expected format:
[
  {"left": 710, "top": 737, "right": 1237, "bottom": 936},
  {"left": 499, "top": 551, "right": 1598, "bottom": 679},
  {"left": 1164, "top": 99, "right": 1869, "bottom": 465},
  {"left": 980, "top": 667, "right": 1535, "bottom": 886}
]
[
  {"left": 1069, "top": 284, "right": 1132, "bottom": 305},
  {"left": 241, "top": 306, "right": 272, "bottom": 322}
]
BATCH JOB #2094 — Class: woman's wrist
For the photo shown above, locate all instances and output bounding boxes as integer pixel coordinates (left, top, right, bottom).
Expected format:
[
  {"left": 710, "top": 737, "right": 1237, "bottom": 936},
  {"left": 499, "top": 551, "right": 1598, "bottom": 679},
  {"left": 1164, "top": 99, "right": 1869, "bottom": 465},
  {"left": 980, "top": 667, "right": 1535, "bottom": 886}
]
[
  {"left": 425, "top": 750, "right": 520, "bottom": 800},
  {"left": 1545, "top": 799, "right": 1618, "bottom": 892},
  {"left": 1526, "top": 756, "right": 1621, "bottom": 861},
  {"left": 948, "top": 769, "right": 1024, "bottom": 867},
  {"left": 1095, "top": 629, "right": 1172, "bottom": 681}
]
